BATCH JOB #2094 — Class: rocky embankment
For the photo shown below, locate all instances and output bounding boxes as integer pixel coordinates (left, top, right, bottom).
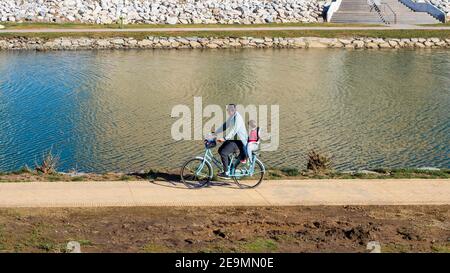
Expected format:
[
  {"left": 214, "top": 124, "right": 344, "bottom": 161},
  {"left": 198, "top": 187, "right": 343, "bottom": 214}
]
[
  {"left": 0, "top": 0, "right": 325, "bottom": 24},
  {"left": 1, "top": 36, "right": 450, "bottom": 50}
]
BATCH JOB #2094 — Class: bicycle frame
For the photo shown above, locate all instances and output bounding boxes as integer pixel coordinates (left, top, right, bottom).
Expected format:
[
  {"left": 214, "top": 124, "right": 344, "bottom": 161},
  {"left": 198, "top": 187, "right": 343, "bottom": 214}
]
[
  {"left": 204, "top": 148, "right": 224, "bottom": 172},
  {"left": 196, "top": 148, "right": 261, "bottom": 178},
  {"left": 230, "top": 153, "right": 261, "bottom": 178}
]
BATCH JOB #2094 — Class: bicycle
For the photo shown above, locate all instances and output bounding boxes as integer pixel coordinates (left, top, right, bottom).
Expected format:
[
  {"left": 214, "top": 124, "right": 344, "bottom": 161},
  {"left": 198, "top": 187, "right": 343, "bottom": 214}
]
[{"left": 180, "top": 136, "right": 266, "bottom": 189}]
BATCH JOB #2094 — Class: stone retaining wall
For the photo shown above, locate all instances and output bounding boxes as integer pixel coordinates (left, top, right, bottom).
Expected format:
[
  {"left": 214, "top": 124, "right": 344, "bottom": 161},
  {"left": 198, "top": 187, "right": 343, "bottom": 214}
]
[
  {"left": 0, "top": 0, "right": 325, "bottom": 24},
  {"left": 1, "top": 36, "right": 450, "bottom": 50}
]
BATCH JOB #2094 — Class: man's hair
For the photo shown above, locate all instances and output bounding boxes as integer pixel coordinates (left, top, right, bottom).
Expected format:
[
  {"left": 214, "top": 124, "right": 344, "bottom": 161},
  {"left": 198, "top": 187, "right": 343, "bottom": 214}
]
[{"left": 227, "top": 104, "right": 236, "bottom": 110}]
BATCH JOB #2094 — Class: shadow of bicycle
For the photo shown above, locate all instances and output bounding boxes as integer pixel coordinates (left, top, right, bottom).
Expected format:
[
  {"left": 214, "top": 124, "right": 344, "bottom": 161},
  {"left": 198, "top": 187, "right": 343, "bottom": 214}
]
[{"left": 134, "top": 170, "right": 241, "bottom": 189}]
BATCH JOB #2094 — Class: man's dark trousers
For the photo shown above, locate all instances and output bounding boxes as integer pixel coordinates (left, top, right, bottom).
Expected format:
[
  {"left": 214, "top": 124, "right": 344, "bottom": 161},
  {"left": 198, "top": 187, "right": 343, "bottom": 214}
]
[{"left": 218, "top": 140, "right": 245, "bottom": 173}]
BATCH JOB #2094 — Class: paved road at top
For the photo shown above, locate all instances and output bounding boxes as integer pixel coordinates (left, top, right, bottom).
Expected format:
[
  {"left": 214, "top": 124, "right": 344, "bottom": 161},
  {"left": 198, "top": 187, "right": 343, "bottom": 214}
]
[
  {"left": 0, "top": 179, "right": 448, "bottom": 207},
  {"left": 1, "top": 25, "right": 450, "bottom": 33}
]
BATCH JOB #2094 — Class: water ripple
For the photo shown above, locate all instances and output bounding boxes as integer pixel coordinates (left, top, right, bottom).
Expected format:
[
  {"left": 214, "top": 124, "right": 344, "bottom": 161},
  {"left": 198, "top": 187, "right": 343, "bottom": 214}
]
[{"left": 0, "top": 49, "right": 449, "bottom": 172}]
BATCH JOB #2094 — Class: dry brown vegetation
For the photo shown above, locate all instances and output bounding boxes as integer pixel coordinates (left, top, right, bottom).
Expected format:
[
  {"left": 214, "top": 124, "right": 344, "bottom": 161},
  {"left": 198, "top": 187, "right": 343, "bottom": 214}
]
[{"left": 0, "top": 206, "right": 448, "bottom": 253}]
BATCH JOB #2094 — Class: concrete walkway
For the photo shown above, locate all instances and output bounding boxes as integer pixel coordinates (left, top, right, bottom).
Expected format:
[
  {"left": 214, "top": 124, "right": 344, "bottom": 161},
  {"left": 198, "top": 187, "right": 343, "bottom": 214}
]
[
  {"left": 0, "top": 179, "right": 449, "bottom": 207},
  {"left": 1, "top": 25, "right": 450, "bottom": 33}
]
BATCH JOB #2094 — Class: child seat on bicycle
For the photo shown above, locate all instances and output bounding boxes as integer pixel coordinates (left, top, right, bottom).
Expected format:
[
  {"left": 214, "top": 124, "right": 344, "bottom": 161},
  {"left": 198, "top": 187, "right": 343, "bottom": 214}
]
[{"left": 242, "top": 120, "right": 260, "bottom": 164}]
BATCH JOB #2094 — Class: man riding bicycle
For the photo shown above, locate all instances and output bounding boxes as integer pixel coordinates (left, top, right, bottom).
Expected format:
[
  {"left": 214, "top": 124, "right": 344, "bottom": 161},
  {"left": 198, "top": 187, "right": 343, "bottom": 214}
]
[
  {"left": 214, "top": 104, "right": 248, "bottom": 178},
  {"left": 181, "top": 103, "right": 265, "bottom": 188}
]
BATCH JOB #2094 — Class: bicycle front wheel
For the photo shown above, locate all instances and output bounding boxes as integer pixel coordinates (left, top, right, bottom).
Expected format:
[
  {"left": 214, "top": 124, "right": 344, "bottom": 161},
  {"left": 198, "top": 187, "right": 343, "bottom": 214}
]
[
  {"left": 233, "top": 159, "right": 265, "bottom": 189},
  {"left": 181, "top": 158, "right": 212, "bottom": 189}
]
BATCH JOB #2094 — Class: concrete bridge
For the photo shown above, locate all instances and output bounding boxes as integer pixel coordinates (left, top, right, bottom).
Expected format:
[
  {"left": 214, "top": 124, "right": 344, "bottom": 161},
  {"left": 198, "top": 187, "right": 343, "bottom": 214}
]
[{"left": 330, "top": 0, "right": 442, "bottom": 24}]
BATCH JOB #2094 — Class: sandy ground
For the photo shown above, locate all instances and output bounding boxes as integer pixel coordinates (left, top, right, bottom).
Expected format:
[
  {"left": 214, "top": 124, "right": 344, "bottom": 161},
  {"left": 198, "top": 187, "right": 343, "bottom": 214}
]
[
  {"left": 0, "top": 179, "right": 449, "bottom": 207},
  {"left": 0, "top": 206, "right": 448, "bottom": 253}
]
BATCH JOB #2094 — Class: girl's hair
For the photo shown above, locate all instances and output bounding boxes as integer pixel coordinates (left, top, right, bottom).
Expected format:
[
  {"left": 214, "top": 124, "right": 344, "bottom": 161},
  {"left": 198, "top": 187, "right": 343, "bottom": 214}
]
[{"left": 248, "top": 120, "right": 257, "bottom": 129}]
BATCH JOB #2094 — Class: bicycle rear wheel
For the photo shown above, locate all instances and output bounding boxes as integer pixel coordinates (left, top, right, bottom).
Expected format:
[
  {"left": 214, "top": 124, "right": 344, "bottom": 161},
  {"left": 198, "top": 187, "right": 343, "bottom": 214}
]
[
  {"left": 181, "top": 158, "right": 212, "bottom": 189},
  {"left": 233, "top": 159, "right": 265, "bottom": 189}
]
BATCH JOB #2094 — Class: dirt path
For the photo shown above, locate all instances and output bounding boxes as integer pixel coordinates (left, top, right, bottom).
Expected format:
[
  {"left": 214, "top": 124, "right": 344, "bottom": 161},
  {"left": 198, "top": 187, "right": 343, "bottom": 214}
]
[
  {"left": 1, "top": 25, "right": 450, "bottom": 33},
  {"left": 0, "top": 179, "right": 449, "bottom": 207},
  {"left": 0, "top": 206, "right": 448, "bottom": 253}
]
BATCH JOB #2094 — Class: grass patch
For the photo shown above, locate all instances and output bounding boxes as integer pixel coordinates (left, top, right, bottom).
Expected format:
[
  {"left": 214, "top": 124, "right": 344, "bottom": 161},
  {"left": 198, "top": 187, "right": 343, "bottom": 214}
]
[
  {"left": 21, "top": 224, "right": 63, "bottom": 253},
  {"left": 280, "top": 167, "right": 300, "bottom": 176},
  {"left": 1, "top": 30, "right": 450, "bottom": 40},
  {"left": 198, "top": 244, "right": 237, "bottom": 253},
  {"left": 382, "top": 243, "right": 411, "bottom": 253},
  {"left": 70, "top": 176, "right": 86, "bottom": 182},
  {"left": 0, "top": 168, "right": 448, "bottom": 183},
  {"left": 388, "top": 168, "right": 450, "bottom": 179},
  {"left": 263, "top": 168, "right": 450, "bottom": 180},
  {"left": 0, "top": 225, "right": 5, "bottom": 251},
  {"left": 36, "top": 242, "right": 56, "bottom": 252},
  {"left": 120, "top": 175, "right": 134, "bottom": 181},
  {"left": 267, "top": 170, "right": 282, "bottom": 179},
  {"left": 46, "top": 174, "right": 64, "bottom": 182},
  {"left": 241, "top": 238, "right": 278, "bottom": 252},
  {"left": 142, "top": 242, "right": 171, "bottom": 253},
  {"left": 419, "top": 22, "right": 450, "bottom": 26},
  {"left": 431, "top": 244, "right": 450, "bottom": 253},
  {"left": 66, "top": 239, "right": 93, "bottom": 247}
]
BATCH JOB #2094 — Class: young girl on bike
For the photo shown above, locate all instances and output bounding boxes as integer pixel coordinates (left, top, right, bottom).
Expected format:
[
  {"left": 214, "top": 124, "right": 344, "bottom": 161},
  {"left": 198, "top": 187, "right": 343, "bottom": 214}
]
[{"left": 242, "top": 120, "right": 260, "bottom": 164}]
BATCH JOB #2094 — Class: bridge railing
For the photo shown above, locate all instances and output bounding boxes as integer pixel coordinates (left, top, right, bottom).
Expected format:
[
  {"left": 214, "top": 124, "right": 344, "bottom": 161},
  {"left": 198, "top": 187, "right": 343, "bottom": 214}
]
[
  {"left": 368, "top": 0, "right": 397, "bottom": 24},
  {"left": 398, "top": 0, "right": 446, "bottom": 23},
  {"left": 326, "top": 0, "right": 343, "bottom": 22},
  {"left": 379, "top": 3, "right": 398, "bottom": 24}
]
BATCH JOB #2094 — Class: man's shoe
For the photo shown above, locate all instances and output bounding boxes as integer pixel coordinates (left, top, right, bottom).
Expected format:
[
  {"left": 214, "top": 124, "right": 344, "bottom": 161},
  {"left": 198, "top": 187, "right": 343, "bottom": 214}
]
[{"left": 217, "top": 172, "right": 231, "bottom": 180}]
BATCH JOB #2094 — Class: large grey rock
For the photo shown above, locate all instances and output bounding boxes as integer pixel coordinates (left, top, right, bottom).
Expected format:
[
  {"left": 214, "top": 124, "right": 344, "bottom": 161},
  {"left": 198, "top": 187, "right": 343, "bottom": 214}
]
[
  {"left": 111, "top": 38, "right": 125, "bottom": 45},
  {"left": 189, "top": 40, "right": 202, "bottom": 48},
  {"left": 366, "top": 42, "right": 379, "bottom": 49},
  {"left": 366, "top": 241, "right": 381, "bottom": 253},
  {"left": 96, "top": 39, "right": 111, "bottom": 47},
  {"left": 379, "top": 42, "right": 391, "bottom": 48},
  {"left": 66, "top": 241, "right": 81, "bottom": 253},
  {"left": 353, "top": 40, "right": 365, "bottom": 48},
  {"left": 166, "top": 16, "right": 178, "bottom": 25},
  {"left": 138, "top": 39, "right": 153, "bottom": 47},
  {"left": 307, "top": 38, "right": 328, "bottom": 48}
]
